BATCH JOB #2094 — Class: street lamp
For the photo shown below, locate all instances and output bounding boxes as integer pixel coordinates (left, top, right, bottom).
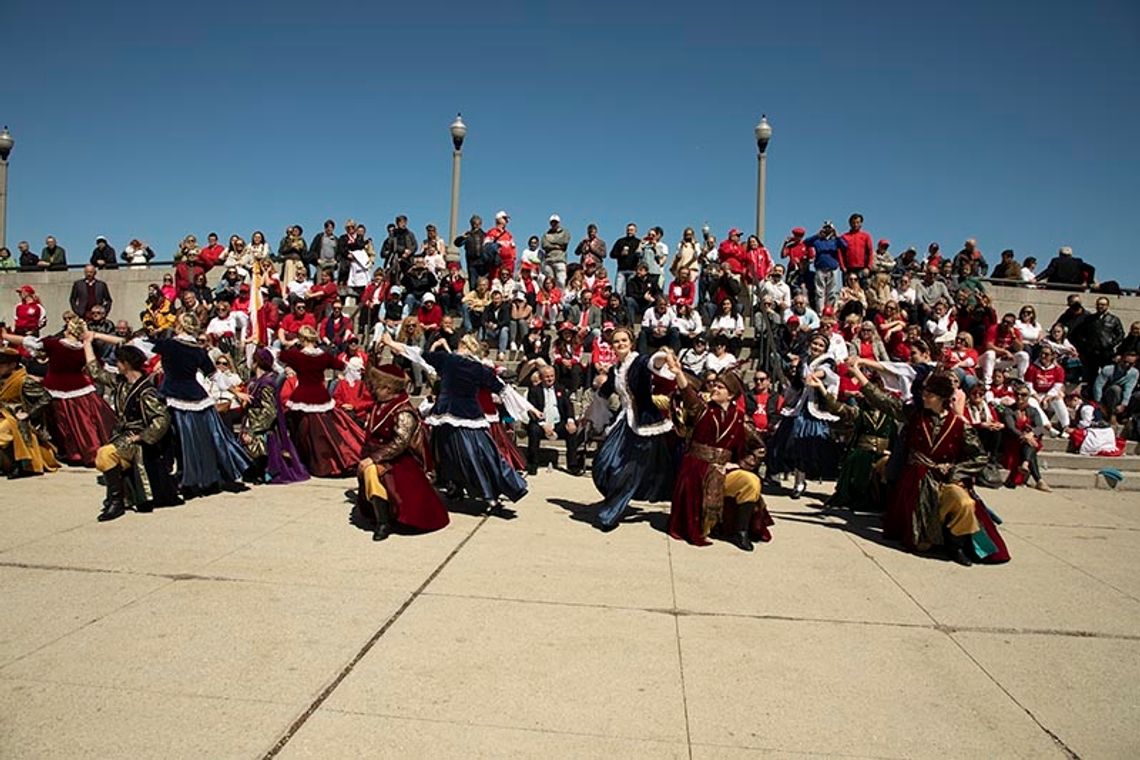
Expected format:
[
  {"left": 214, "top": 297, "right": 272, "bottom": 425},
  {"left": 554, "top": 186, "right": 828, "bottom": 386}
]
[
  {"left": 754, "top": 114, "right": 772, "bottom": 242},
  {"left": 447, "top": 114, "right": 467, "bottom": 255},
  {"left": 0, "top": 126, "right": 13, "bottom": 250}
]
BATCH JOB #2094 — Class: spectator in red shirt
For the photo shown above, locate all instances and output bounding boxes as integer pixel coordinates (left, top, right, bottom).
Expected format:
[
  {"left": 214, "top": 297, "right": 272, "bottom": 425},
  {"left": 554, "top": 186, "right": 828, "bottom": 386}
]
[
  {"left": 1024, "top": 345, "right": 1069, "bottom": 432},
  {"left": 745, "top": 235, "right": 773, "bottom": 282},
  {"left": 667, "top": 268, "right": 696, "bottom": 307},
  {"left": 840, "top": 213, "right": 874, "bottom": 279},
  {"left": 717, "top": 228, "right": 748, "bottom": 277},
  {"left": 278, "top": 301, "right": 317, "bottom": 348},
  {"left": 304, "top": 269, "right": 339, "bottom": 320},
  {"left": 199, "top": 232, "right": 226, "bottom": 270},
  {"left": 780, "top": 226, "right": 811, "bottom": 292},
  {"left": 415, "top": 292, "right": 444, "bottom": 331},
  {"left": 486, "top": 210, "right": 517, "bottom": 279}
]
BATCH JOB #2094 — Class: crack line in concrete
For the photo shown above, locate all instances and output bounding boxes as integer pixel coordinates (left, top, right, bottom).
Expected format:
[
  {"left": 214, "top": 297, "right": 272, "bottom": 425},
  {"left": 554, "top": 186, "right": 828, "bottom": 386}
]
[
  {"left": 944, "top": 634, "right": 1080, "bottom": 759},
  {"left": 260, "top": 514, "right": 490, "bottom": 759},
  {"left": 666, "top": 535, "right": 694, "bottom": 760}
]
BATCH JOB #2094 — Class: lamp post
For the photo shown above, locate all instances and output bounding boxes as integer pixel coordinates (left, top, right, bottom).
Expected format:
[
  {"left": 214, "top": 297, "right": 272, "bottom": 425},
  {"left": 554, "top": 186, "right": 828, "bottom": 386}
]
[
  {"left": 447, "top": 114, "right": 467, "bottom": 255},
  {"left": 754, "top": 115, "right": 772, "bottom": 243},
  {"left": 0, "top": 126, "right": 13, "bottom": 250}
]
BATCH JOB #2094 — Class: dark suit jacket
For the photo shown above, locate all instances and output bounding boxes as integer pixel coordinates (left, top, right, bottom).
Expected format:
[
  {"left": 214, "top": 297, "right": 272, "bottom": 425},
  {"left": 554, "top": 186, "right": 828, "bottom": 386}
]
[
  {"left": 69, "top": 278, "right": 113, "bottom": 317},
  {"left": 527, "top": 383, "right": 573, "bottom": 429}
]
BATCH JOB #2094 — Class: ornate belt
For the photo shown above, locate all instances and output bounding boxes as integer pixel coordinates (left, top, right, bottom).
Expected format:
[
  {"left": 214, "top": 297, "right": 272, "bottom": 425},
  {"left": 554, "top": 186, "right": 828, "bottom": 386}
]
[
  {"left": 856, "top": 435, "right": 890, "bottom": 454},
  {"left": 689, "top": 442, "right": 731, "bottom": 465}
]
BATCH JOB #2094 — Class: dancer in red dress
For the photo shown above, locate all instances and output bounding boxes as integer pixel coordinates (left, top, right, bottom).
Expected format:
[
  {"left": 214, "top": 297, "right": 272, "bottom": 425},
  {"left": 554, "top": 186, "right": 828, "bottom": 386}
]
[
  {"left": 355, "top": 363, "right": 449, "bottom": 541},
  {"left": 279, "top": 326, "right": 365, "bottom": 477},
  {"left": 1, "top": 319, "right": 114, "bottom": 467}
]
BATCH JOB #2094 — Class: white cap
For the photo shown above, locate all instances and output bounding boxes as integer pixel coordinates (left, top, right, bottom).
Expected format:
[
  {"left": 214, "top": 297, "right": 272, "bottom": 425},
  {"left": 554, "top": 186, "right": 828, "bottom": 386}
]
[
  {"left": 389, "top": 285, "right": 403, "bottom": 295},
  {"left": 549, "top": 214, "right": 560, "bottom": 222},
  {"left": 422, "top": 292, "right": 436, "bottom": 303},
  {"left": 513, "top": 291, "right": 526, "bottom": 300},
  {"left": 95, "top": 235, "right": 108, "bottom": 242},
  {"left": 495, "top": 210, "right": 510, "bottom": 221}
]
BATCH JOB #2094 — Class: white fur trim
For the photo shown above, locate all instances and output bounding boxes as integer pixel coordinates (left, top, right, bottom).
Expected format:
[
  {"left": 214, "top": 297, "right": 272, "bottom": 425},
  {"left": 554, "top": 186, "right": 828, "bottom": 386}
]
[
  {"left": 285, "top": 399, "right": 335, "bottom": 413},
  {"left": 424, "top": 412, "right": 490, "bottom": 429},
  {"left": 47, "top": 385, "right": 96, "bottom": 400},
  {"left": 167, "top": 396, "right": 215, "bottom": 411}
]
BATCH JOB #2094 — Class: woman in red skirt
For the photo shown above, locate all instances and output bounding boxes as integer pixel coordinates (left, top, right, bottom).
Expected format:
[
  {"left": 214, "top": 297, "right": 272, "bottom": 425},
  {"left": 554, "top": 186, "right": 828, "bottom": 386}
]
[
  {"left": 279, "top": 326, "right": 365, "bottom": 477},
  {"left": 1, "top": 319, "right": 114, "bottom": 466}
]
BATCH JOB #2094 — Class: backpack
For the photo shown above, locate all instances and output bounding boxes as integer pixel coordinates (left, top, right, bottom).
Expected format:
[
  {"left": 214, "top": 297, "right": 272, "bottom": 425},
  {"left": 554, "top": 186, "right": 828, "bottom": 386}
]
[{"left": 480, "top": 240, "right": 501, "bottom": 271}]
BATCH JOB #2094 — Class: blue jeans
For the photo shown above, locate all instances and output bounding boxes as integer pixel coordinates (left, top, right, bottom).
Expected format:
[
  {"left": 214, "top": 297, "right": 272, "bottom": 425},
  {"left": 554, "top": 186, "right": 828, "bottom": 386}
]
[
  {"left": 615, "top": 270, "right": 635, "bottom": 298},
  {"left": 481, "top": 324, "right": 509, "bottom": 352}
]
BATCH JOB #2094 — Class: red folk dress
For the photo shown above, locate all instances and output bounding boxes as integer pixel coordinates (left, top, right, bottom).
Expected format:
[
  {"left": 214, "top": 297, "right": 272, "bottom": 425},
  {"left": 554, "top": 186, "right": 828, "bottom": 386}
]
[
  {"left": 279, "top": 348, "right": 364, "bottom": 477},
  {"left": 40, "top": 337, "right": 115, "bottom": 466},
  {"left": 361, "top": 395, "right": 449, "bottom": 533}
]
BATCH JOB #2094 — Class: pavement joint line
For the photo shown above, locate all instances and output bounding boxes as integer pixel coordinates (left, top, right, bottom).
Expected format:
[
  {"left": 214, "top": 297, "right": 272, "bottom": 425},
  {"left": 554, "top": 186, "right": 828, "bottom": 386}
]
[
  {"left": 689, "top": 740, "right": 908, "bottom": 760},
  {"left": 419, "top": 590, "right": 1140, "bottom": 641},
  {"left": 260, "top": 513, "right": 491, "bottom": 760},
  {"left": 1002, "top": 526, "right": 1140, "bottom": 605},
  {"left": 321, "top": 706, "right": 690, "bottom": 747},
  {"left": 666, "top": 532, "right": 695, "bottom": 760},
  {"left": 944, "top": 633, "right": 1080, "bottom": 759},
  {"left": 0, "top": 520, "right": 99, "bottom": 556}
]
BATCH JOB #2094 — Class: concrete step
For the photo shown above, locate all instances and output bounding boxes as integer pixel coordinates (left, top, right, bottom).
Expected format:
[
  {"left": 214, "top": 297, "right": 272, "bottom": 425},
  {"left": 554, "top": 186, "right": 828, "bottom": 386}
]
[
  {"left": 1036, "top": 468, "right": 1140, "bottom": 491},
  {"left": 1041, "top": 451, "right": 1140, "bottom": 472}
]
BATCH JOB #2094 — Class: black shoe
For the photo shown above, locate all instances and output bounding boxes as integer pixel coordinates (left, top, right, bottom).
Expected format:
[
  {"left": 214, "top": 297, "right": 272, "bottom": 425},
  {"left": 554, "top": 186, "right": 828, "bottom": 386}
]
[
  {"left": 98, "top": 499, "right": 126, "bottom": 522},
  {"left": 370, "top": 496, "right": 393, "bottom": 541},
  {"left": 220, "top": 481, "right": 249, "bottom": 494},
  {"left": 134, "top": 502, "right": 154, "bottom": 514},
  {"left": 949, "top": 545, "right": 973, "bottom": 566},
  {"left": 791, "top": 482, "right": 806, "bottom": 499},
  {"left": 526, "top": 465, "right": 538, "bottom": 477},
  {"left": 594, "top": 521, "right": 618, "bottom": 533},
  {"left": 568, "top": 467, "right": 585, "bottom": 477},
  {"left": 372, "top": 524, "right": 392, "bottom": 541},
  {"left": 733, "top": 531, "right": 754, "bottom": 552}
]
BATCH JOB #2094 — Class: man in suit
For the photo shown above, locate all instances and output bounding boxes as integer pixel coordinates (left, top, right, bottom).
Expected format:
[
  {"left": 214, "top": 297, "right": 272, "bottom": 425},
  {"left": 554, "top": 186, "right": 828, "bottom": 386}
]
[
  {"left": 69, "top": 264, "right": 114, "bottom": 319},
  {"left": 525, "top": 364, "right": 583, "bottom": 476}
]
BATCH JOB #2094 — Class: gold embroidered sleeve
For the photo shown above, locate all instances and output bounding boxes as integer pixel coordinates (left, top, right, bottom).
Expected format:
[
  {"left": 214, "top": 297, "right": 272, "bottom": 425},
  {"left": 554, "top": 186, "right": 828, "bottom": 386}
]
[
  {"left": 861, "top": 383, "right": 905, "bottom": 422},
  {"left": 139, "top": 388, "right": 171, "bottom": 445},
  {"left": 677, "top": 386, "right": 707, "bottom": 427},
  {"left": 85, "top": 359, "right": 115, "bottom": 388},
  {"left": 371, "top": 410, "right": 417, "bottom": 463},
  {"left": 20, "top": 375, "right": 51, "bottom": 421},
  {"left": 818, "top": 389, "right": 858, "bottom": 423},
  {"left": 950, "top": 423, "right": 988, "bottom": 482},
  {"left": 244, "top": 385, "right": 278, "bottom": 436}
]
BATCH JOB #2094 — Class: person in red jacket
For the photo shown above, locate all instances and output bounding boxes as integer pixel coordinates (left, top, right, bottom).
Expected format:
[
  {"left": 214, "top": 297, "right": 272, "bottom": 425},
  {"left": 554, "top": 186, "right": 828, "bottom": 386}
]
[
  {"left": 198, "top": 232, "right": 226, "bottom": 270},
  {"left": 717, "top": 228, "right": 748, "bottom": 277},
  {"left": 840, "top": 213, "right": 874, "bottom": 279},
  {"left": 486, "top": 210, "right": 517, "bottom": 279},
  {"left": 415, "top": 292, "right": 444, "bottom": 331},
  {"left": 667, "top": 268, "right": 696, "bottom": 307},
  {"left": 12, "top": 285, "right": 47, "bottom": 336},
  {"left": 332, "top": 356, "right": 374, "bottom": 423}
]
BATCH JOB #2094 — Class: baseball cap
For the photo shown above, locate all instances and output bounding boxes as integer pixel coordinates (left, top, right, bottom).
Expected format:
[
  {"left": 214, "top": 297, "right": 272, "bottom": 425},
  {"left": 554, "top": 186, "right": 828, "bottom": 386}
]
[
  {"left": 549, "top": 214, "right": 560, "bottom": 222},
  {"left": 495, "top": 210, "right": 510, "bottom": 221},
  {"left": 422, "top": 292, "right": 436, "bottom": 303}
]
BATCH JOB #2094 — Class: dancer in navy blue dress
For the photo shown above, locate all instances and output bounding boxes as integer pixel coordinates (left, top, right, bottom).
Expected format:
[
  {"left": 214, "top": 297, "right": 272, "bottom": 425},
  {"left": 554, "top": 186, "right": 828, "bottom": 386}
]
[
  {"left": 382, "top": 332, "right": 532, "bottom": 513},
  {"left": 590, "top": 327, "right": 677, "bottom": 531},
  {"left": 149, "top": 314, "right": 251, "bottom": 495}
]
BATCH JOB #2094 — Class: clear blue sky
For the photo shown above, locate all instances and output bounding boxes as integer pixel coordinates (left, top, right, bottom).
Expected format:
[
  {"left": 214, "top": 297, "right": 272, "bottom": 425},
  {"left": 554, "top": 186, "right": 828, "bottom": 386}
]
[{"left": 3, "top": 0, "right": 1138, "bottom": 281}]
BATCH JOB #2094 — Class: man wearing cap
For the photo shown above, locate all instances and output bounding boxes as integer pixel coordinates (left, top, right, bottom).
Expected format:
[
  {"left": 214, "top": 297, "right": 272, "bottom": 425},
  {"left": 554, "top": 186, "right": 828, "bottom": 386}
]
[
  {"left": 780, "top": 227, "right": 811, "bottom": 292},
  {"left": 541, "top": 214, "right": 571, "bottom": 288},
  {"left": 89, "top": 236, "right": 118, "bottom": 269},
  {"left": 524, "top": 363, "right": 583, "bottom": 476},
  {"left": 0, "top": 346, "right": 59, "bottom": 478},
  {"left": 804, "top": 221, "right": 847, "bottom": 313},
  {"left": 667, "top": 357, "right": 771, "bottom": 551},
  {"left": 69, "top": 264, "right": 114, "bottom": 321},
  {"left": 37, "top": 236, "right": 68, "bottom": 271},
  {"left": 357, "top": 362, "right": 449, "bottom": 541},
  {"left": 485, "top": 211, "right": 517, "bottom": 279}
]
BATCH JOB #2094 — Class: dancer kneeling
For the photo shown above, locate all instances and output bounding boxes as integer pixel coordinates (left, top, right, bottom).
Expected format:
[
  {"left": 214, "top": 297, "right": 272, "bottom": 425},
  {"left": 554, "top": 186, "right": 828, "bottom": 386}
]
[
  {"left": 862, "top": 371, "right": 1010, "bottom": 565},
  {"left": 82, "top": 333, "right": 180, "bottom": 521},
  {"left": 355, "top": 363, "right": 449, "bottom": 541},
  {"left": 668, "top": 360, "right": 772, "bottom": 551}
]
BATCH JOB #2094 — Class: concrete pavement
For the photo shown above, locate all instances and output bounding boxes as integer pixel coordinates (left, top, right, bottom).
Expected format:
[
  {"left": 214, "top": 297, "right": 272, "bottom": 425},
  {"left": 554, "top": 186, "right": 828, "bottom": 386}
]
[{"left": 1, "top": 469, "right": 1138, "bottom": 758}]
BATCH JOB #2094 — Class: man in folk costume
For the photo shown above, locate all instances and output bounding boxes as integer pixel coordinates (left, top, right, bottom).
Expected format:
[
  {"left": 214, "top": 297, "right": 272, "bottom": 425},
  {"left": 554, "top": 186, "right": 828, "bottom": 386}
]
[
  {"left": 668, "top": 360, "right": 771, "bottom": 551},
  {"left": 861, "top": 371, "right": 1010, "bottom": 566},
  {"left": 356, "top": 363, "right": 449, "bottom": 542},
  {"left": 0, "top": 346, "right": 59, "bottom": 477},
  {"left": 82, "top": 334, "right": 180, "bottom": 521}
]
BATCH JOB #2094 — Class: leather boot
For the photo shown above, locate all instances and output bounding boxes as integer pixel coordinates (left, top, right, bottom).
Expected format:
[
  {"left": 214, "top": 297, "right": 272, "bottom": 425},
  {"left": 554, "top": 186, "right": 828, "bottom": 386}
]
[
  {"left": 732, "top": 501, "right": 756, "bottom": 552},
  {"left": 370, "top": 497, "right": 393, "bottom": 541},
  {"left": 944, "top": 530, "right": 973, "bottom": 567},
  {"left": 98, "top": 467, "right": 127, "bottom": 522}
]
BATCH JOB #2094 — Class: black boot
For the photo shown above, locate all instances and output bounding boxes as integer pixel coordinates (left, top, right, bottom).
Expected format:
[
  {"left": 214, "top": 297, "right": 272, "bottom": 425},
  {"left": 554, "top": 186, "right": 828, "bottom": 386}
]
[
  {"left": 98, "top": 467, "right": 127, "bottom": 522},
  {"left": 733, "top": 501, "right": 756, "bottom": 552},
  {"left": 371, "top": 497, "right": 393, "bottom": 541},
  {"left": 945, "top": 531, "right": 973, "bottom": 566}
]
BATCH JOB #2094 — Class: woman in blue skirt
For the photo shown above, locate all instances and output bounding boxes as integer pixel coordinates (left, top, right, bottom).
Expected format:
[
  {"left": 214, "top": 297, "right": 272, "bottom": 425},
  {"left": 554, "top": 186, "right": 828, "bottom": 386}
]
[
  {"left": 382, "top": 331, "right": 531, "bottom": 513},
  {"left": 590, "top": 327, "right": 677, "bottom": 531},
  {"left": 148, "top": 314, "right": 250, "bottom": 495},
  {"left": 769, "top": 332, "right": 841, "bottom": 499}
]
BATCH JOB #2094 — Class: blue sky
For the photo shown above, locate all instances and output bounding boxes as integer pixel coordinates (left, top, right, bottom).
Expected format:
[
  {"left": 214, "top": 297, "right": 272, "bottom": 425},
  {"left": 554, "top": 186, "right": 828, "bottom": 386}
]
[{"left": 3, "top": 0, "right": 1138, "bottom": 281}]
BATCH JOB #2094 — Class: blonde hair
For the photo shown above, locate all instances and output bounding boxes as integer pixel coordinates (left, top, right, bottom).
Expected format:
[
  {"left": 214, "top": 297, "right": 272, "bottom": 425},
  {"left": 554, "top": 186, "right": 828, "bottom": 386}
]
[
  {"left": 66, "top": 317, "right": 87, "bottom": 340},
  {"left": 298, "top": 325, "right": 319, "bottom": 345},
  {"left": 459, "top": 334, "right": 484, "bottom": 357},
  {"left": 176, "top": 313, "right": 200, "bottom": 336}
]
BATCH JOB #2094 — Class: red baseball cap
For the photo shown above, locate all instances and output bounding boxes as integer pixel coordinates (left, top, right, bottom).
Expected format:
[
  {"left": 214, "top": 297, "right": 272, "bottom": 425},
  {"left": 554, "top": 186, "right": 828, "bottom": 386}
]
[{"left": 791, "top": 227, "right": 806, "bottom": 236}]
